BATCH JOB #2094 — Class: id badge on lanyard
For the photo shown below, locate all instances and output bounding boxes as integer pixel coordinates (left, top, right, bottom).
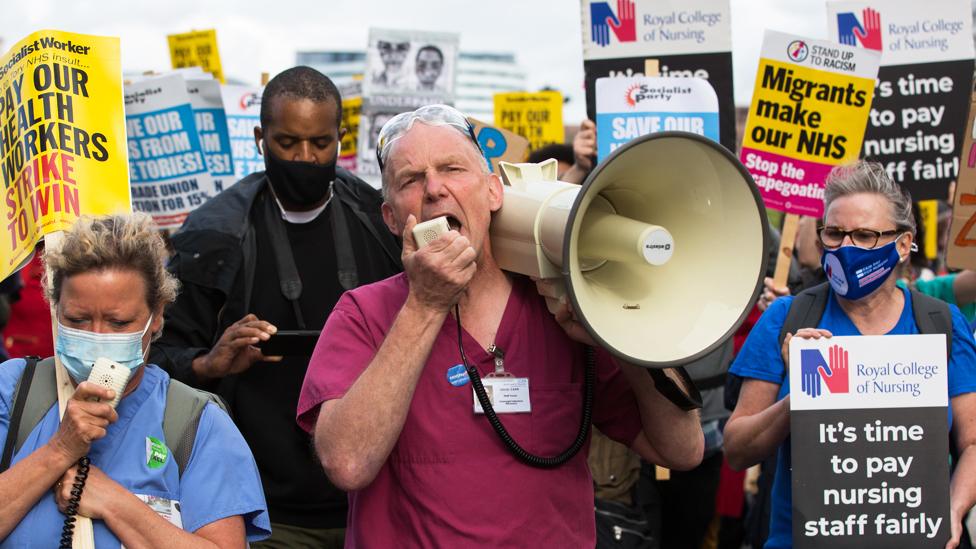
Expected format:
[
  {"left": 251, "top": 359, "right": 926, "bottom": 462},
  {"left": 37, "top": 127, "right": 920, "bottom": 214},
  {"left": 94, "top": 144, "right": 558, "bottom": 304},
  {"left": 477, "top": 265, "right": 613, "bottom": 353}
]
[{"left": 473, "top": 344, "right": 531, "bottom": 414}]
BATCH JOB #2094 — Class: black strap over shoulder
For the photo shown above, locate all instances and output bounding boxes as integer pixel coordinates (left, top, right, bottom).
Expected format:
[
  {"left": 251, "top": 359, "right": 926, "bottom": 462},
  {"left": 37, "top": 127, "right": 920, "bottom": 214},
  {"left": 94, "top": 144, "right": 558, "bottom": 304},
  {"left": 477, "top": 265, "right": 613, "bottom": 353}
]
[
  {"left": 261, "top": 192, "right": 307, "bottom": 329},
  {"left": 333, "top": 176, "right": 401, "bottom": 267},
  {"left": 778, "top": 282, "right": 831, "bottom": 349},
  {"left": 0, "top": 357, "right": 226, "bottom": 478},
  {"left": 1, "top": 357, "right": 39, "bottom": 473},
  {"left": 329, "top": 195, "right": 359, "bottom": 291},
  {"left": 242, "top": 222, "right": 257, "bottom": 318},
  {"left": 1, "top": 357, "right": 56, "bottom": 473},
  {"left": 648, "top": 366, "right": 703, "bottom": 411},
  {"left": 908, "top": 288, "right": 953, "bottom": 358},
  {"left": 777, "top": 282, "right": 953, "bottom": 356},
  {"left": 259, "top": 188, "right": 364, "bottom": 326}
]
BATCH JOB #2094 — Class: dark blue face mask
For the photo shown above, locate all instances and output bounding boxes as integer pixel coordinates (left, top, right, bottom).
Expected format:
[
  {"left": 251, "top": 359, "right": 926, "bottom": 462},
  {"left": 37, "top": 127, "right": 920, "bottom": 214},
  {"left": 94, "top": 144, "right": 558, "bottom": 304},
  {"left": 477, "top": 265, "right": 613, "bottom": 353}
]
[{"left": 822, "top": 236, "right": 905, "bottom": 300}]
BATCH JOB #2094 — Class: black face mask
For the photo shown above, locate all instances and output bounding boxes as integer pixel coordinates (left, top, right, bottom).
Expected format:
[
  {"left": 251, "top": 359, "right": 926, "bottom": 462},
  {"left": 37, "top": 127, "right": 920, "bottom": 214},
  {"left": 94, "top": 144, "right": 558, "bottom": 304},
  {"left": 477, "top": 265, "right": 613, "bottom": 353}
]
[{"left": 263, "top": 145, "right": 336, "bottom": 207}]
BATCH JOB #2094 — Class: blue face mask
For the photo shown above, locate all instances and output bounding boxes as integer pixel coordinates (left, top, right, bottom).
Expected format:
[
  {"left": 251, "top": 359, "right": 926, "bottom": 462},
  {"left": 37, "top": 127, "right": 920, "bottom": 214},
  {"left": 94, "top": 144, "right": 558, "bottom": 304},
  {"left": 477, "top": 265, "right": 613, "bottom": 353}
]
[
  {"left": 55, "top": 316, "right": 153, "bottom": 383},
  {"left": 822, "top": 238, "right": 904, "bottom": 300}
]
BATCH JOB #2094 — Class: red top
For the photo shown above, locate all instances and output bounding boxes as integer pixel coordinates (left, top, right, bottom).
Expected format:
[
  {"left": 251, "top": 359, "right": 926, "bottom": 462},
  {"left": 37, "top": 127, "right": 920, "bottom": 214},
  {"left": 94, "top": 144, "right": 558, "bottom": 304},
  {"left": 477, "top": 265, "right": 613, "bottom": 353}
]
[
  {"left": 4, "top": 254, "right": 53, "bottom": 358},
  {"left": 298, "top": 273, "right": 642, "bottom": 548}
]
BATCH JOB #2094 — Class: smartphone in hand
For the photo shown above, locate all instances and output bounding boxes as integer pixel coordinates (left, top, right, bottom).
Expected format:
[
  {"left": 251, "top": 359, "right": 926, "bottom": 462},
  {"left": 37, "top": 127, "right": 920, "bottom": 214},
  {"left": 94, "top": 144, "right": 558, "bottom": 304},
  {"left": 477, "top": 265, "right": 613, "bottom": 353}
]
[{"left": 257, "top": 330, "right": 321, "bottom": 357}]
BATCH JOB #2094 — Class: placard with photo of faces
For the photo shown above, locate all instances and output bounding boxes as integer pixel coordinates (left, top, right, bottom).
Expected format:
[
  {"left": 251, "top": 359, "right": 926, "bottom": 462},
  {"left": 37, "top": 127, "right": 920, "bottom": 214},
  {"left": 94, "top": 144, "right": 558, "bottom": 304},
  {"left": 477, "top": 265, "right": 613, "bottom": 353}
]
[{"left": 363, "top": 28, "right": 459, "bottom": 102}]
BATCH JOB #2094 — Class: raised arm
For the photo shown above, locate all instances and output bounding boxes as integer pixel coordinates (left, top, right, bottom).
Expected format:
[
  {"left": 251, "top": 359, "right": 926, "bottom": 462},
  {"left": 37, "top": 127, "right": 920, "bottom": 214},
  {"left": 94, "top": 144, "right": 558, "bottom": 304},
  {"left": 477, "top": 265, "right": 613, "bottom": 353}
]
[
  {"left": 561, "top": 119, "right": 596, "bottom": 185},
  {"left": 620, "top": 363, "right": 704, "bottom": 471},
  {"left": 313, "top": 216, "right": 475, "bottom": 490}
]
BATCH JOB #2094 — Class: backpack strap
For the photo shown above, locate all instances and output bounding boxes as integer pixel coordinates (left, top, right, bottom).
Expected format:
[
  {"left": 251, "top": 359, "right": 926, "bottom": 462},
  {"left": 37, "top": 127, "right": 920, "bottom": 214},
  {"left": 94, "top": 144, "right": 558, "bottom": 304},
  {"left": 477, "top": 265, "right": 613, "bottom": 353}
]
[
  {"left": 330, "top": 196, "right": 359, "bottom": 291},
  {"left": 260, "top": 192, "right": 306, "bottom": 329},
  {"left": 909, "top": 288, "right": 953, "bottom": 359},
  {"left": 778, "top": 283, "right": 831, "bottom": 350},
  {"left": 163, "top": 379, "right": 228, "bottom": 476},
  {"left": 1, "top": 357, "right": 57, "bottom": 474},
  {"left": 1, "top": 360, "right": 228, "bottom": 478},
  {"left": 776, "top": 283, "right": 953, "bottom": 356},
  {"left": 1, "top": 356, "right": 39, "bottom": 473}
]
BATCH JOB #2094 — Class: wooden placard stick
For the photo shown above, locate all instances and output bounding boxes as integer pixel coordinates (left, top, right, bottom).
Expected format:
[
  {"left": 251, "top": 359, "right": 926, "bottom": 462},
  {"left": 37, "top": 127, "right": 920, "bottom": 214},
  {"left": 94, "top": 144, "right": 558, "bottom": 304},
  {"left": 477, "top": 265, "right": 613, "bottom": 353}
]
[
  {"left": 772, "top": 213, "right": 800, "bottom": 289},
  {"left": 43, "top": 232, "right": 95, "bottom": 549},
  {"left": 644, "top": 59, "right": 660, "bottom": 77},
  {"left": 646, "top": 56, "right": 669, "bottom": 483}
]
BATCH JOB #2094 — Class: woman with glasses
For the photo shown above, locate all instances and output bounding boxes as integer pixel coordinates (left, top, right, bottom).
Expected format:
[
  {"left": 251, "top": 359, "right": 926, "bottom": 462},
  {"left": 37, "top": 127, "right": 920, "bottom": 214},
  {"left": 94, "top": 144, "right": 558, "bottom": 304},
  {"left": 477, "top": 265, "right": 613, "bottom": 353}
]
[
  {"left": 723, "top": 161, "right": 976, "bottom": 549},
  {"left": 758, "top": 213, "right": 976, "bottom": 321}
]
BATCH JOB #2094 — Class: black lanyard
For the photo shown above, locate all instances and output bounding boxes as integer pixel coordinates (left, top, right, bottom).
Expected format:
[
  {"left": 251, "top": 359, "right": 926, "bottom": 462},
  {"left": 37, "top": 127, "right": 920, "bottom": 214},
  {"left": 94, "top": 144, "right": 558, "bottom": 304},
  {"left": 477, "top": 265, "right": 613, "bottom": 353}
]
[{"left": 260, "top": 188, "right": 360, "bottom": 329}]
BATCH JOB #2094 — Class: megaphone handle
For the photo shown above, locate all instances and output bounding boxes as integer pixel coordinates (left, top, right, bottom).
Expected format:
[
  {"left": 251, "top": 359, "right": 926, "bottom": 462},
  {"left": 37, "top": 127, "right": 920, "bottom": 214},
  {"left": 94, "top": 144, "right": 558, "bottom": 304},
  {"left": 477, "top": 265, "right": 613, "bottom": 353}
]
[
  {"left": 532, "top": 278, "right": 566, "bottom": 315},
  {"left": 646, "top": 367, "right": 702, "bottom": 412}
]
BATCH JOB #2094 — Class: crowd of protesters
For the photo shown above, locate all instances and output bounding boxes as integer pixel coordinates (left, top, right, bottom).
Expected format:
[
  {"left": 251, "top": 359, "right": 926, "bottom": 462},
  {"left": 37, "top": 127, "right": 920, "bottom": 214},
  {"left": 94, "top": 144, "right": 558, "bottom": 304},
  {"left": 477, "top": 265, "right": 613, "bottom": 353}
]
[{"left": 1, "top": 62, "right": 976, "bottom": 549}]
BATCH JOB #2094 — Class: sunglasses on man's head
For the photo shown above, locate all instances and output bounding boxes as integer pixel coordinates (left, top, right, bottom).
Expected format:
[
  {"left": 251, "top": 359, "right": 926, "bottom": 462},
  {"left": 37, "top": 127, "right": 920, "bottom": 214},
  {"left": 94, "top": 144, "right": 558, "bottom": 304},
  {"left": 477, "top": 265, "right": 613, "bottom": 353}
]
[{"left": 375, "top": 106, "right": 485, "bottom": 172}]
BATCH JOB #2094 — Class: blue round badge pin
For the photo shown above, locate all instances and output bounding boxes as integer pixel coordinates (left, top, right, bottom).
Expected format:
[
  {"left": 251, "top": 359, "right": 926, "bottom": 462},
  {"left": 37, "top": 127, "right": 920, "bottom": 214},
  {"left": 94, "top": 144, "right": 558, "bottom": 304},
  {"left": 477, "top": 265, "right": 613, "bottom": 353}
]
[{"left": 446, "top": 364, "right": 470, "bottom": 387}]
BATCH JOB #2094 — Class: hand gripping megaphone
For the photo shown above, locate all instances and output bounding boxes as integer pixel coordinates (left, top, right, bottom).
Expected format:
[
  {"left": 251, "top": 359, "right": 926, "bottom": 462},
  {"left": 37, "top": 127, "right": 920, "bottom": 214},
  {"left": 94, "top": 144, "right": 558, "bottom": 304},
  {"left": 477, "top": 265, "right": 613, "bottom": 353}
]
[{"left": 490, "top": 131, "right": 769, "bottom": 368}]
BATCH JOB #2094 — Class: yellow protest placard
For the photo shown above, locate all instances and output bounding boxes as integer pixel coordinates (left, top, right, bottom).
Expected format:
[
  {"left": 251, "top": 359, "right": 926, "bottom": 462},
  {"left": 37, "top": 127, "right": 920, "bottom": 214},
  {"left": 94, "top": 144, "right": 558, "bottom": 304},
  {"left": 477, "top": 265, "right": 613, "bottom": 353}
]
[
  {"left": 917, "top": 199, "right": 938, "bottom": 261},
  {"left": 0, "top": 30, "right": 130, "bottom": 280},
  {"left": 167, "top": 29, "right": 225, "bottom": 84},
  {"left": 741, "top": 60, "right": 876, "bottom": 165},
  {"left": 341, "top": 96, "right": 362, "bottom": 162},
  {"left": 740, "top": 31, "right": 880, "bottom": 218},
  {"left": 493, "top": 91, "right": 564, "bottom": 151}
]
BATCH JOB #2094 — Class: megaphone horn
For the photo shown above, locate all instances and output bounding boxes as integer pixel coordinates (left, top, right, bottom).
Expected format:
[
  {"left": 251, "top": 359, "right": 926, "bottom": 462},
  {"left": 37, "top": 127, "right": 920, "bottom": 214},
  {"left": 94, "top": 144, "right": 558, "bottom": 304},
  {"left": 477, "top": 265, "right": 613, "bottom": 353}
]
[{"left": 491, "top": 131, "right": 769, "bottom": 368}]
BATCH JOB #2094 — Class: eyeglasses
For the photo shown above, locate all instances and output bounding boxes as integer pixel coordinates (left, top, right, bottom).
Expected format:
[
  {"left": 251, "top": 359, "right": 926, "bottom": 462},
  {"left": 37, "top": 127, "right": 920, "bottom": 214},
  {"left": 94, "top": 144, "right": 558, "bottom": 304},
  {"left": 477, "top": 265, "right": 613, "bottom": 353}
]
[
  {"left": 375, "top": 104, "right": 485, "bottom": 171},
  {"left": 817, "top": 226, "right": 903, "bottom": 249}
]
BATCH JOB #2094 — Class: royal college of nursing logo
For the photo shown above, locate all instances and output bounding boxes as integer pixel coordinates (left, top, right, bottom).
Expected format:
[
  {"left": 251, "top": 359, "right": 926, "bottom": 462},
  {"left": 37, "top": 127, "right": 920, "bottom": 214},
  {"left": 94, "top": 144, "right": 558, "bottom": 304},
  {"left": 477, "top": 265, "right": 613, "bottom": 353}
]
[
  {"left": 591, "top": 0, "right": 637, "bottom": 47},
  {"left": 800, "top": 345, "right": 851, "bottom": 398},
  {"left": 836, "top": 7, "right": 883, "bottom": 51}
]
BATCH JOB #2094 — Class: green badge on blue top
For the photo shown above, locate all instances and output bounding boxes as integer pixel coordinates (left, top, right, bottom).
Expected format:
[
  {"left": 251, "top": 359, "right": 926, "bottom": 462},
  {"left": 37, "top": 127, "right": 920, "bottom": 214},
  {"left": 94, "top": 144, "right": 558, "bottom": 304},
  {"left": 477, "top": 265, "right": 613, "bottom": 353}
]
[{"left": 146, "top": 436, "right": 168, "bottom": 469}]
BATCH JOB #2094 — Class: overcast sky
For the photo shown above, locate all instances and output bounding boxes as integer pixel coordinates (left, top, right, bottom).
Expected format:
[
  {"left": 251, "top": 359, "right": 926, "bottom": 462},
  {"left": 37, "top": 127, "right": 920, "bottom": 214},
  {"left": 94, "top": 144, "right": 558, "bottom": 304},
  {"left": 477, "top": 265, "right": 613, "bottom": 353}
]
[{"left": 2, "top": 0, "right": 829, "bottom": 124}]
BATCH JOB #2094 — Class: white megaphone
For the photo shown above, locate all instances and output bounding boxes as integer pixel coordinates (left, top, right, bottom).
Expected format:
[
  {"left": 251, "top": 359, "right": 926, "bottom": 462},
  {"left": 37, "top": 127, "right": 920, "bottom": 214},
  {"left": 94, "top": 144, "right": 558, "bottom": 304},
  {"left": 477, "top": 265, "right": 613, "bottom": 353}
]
[{"left": 490, "top": 131, "right": 769, "bottom": 368}]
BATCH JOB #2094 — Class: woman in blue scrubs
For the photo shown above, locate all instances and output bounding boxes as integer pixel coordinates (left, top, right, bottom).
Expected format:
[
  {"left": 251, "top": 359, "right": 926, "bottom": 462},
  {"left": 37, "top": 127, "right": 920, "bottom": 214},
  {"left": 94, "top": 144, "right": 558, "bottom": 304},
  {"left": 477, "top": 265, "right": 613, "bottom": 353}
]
[{"left": 0, "top": 214, "right": 270, "bottom": 547}]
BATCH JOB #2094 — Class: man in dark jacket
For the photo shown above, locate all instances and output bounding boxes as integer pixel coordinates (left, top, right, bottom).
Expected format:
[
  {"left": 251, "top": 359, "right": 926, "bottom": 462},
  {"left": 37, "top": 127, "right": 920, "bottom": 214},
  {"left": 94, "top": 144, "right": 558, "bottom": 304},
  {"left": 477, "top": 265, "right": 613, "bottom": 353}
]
[{"left": 150, "top": 66, "right": 401, "bottom": 548}]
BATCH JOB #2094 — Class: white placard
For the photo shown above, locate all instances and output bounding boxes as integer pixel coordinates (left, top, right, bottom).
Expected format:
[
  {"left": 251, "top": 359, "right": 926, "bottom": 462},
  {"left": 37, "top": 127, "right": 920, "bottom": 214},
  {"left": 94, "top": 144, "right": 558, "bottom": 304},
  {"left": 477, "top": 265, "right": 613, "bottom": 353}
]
[
  {"left": 595, "top": 76, "right": 719, "bottom": 160},
  {"left": 789, "top": 334, "right": 948, "bottom": 411},
  {"left": 581, "top": 0, "right": 732, "bottom": 60},
  {"left": 759, "top": 29, "right": 882, "bottom": 79},
  {"left": 826, "top": 0, "right": 974, "bottom": 66}
]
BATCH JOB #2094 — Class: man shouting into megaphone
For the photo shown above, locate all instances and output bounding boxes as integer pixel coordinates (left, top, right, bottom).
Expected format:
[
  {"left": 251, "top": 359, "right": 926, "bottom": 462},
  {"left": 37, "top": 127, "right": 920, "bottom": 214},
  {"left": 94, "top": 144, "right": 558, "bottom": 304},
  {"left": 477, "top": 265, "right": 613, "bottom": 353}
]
[{"left": 296, "top": 104, "right": 703, "bottom": 548}]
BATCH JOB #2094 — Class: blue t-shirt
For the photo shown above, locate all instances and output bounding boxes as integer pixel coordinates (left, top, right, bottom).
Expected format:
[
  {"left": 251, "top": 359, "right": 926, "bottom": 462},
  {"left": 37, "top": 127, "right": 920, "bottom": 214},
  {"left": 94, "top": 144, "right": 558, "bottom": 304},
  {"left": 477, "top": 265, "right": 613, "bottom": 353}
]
[
  {"left": 0, "top": 360, "right": 271, "bottom": 547},
  {"left": 728, "top": 286, "right": 976, "bottom": 549}
]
